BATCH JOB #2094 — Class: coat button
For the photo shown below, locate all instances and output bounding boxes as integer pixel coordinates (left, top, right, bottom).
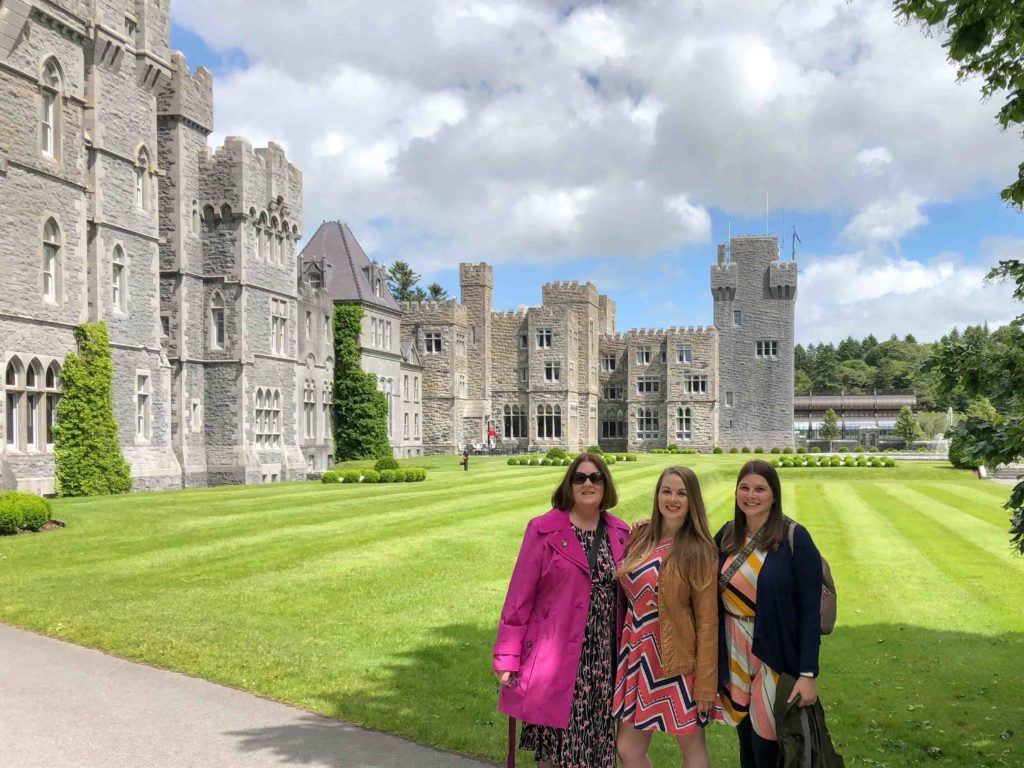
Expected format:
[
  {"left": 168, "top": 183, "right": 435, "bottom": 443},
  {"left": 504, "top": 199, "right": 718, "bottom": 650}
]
[
  {"left": 561, "top": 540, "right": 568, "bottom": 547},
  {"left": 527, "top": 641, "right": 533, "bottom": 648}
]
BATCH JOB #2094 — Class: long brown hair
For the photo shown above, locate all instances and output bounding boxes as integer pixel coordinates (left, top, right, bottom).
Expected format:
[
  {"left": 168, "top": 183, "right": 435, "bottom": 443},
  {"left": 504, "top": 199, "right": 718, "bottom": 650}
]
[
  {"left": 617, "top": 466, "right": 717, "bottom": 589},
  {"left": 721, "top": 459, "right": 789, "bottom": 555},
  {"left": 551, "top": 452, "right": 619, "bottom": 511}
]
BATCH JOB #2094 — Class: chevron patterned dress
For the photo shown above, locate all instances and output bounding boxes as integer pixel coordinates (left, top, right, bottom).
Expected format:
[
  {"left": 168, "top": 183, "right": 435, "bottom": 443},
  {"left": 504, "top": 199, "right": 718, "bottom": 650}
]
[{"left": 612, "top": 542, "right": 719, "bottom": 734}]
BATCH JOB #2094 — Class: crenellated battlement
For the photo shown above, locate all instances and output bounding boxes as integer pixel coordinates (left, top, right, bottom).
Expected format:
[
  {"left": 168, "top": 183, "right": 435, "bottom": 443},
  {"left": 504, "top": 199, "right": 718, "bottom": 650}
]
[
  {"left": 158, "top": 51, "right": 213, "bottom": 134},
  {"left": 542, "top": 280, "right": 599, "bottom": 306},
  {"left": 400, "top": 299, "right": 467, "bottom": 325},
  {"left": 493, "top": 308, "right": 529, "bottom": 320},
  {"left": 600, "top": 325, "right": 715, "bottom": 341},
  {"left": 459, "top": 262, "right": 494, "bottom": 288},
  {"left": 768, "top": 261, "right": 798, "bottom": 300}
]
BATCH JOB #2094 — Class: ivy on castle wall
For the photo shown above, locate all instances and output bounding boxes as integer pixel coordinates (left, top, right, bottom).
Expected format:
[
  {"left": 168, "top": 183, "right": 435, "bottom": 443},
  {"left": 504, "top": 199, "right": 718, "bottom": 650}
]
[
  {"left": 53, "top": 323, "right": 132, "bottom": 497},
  {"left": 332, "top": 305, "right": 392, "bottom": 461}
]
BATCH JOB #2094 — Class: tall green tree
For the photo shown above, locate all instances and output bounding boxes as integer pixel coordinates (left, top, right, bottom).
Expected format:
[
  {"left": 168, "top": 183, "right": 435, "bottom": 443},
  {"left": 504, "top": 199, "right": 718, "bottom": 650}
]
[
  {"left": 821, "top": 408, "right": 841, "bottom": 451},
  {"left": 895, "top": 0, "right": 1024, "bottom": 207},
  {"left": 332, "top": 304, "right": 392, "bottom": 461},
  {"left": 894, "top": 405, "right": 923, "bottom": 448},
  {"left": 837, "top": 359, "right": 874, "bottom": 391},
  {"left": 53, "top": 323, "right": 132, "bottom": 496},
  {"left": 927, "top": 262, "right": 1024, "bottom": 552},
  {"left": 427, "top": 283, "right": 451, "bottom": 300},
  {"left": 386, "top": 261, "right": 422, "bottom": 302}
]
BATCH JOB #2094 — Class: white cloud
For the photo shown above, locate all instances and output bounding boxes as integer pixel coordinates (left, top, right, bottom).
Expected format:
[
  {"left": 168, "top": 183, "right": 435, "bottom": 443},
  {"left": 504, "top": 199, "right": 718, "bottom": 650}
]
[
  {"left": 798, "top": 251, "right": 1018, "bottom": 342},
  {"left": 171, "top": 0, "right": 1019, "bottom": 271},
  {"left": 840, "top": 192, "right": 929, "bottom": 245}
]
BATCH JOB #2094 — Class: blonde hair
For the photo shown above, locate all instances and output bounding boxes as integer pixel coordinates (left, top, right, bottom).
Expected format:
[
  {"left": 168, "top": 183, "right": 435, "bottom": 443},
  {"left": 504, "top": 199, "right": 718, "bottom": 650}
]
[{"left": 617, "top": 466, "right": 717, "bottom": 589}]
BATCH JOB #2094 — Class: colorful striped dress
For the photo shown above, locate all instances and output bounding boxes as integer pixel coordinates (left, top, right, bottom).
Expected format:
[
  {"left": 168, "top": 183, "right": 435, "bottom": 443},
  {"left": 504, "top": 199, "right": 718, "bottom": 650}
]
[
  {"left": 613, "top": 541, "right": 720, "bottom": 734},
  {"left": 720, "top": 541, "right": 780, "bottom": 741}
]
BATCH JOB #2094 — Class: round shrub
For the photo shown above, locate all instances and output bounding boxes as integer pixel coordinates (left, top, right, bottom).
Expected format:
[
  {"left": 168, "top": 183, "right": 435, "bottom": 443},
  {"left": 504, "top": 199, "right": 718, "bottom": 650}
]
[
  {"left": 948, "top": 433, "right": 982, "bottom": 470},
  {"left": 374, "top": 456, "right": 400, "bottom": 471},
  {"left": 586, "top": 445, "right": 604, "bottom": 455},
  {"left": 741, "top": 446, "right": 752, "bottom": 453},
  {"left": 884, "top": 458, "right": 897, "bottom": 468},
  {"left": 770, "top": 447, "right": 781, "bottom": 454},
  {"left": 754, "top": 447, "right": 765, "bottom": 454},
  {"left": 796, "top": 447, "right": 806, "bottom": 454},
  {"left": 856, "top": 458, "right": 868, "bottom": 466},
  {"left": 321, "top": 470, "right": 343, "bottom": 484},
  {"left": 402, "top": 468, "right": 426, "bottom": 482},
  {"left": 342, "top": 470, "right": 362, "bottom": 483},
  {"left": 855, "top": 446, "right": 866, "bottom": 453},
  {"left": 545, "top": 448, "right": 567, "bottom": 461},
  {"left": 839, "top": 447, "right": 849, "bottom": 453},
  {"left": 829, "top": 457, "right": 842, "bottom": 467},
  {"left": 729, "top": 447, "right": 739, "bottom": 454},
  {"left": 605, "top": 455, "right": 617, "bottom": 464},
  {"left": 712, "top": 447, "right": 723, "bottom": 454},
  {"left": 378, "top": 469, "right": 399, "bottom": 483},
  {"left": 361, "top": 469, "right": 381, "bottom": 483},
  {"left": 810, "top": 447, "right": 822, "bottom": 453},
  {"left": 507, "top": 457, "right": 516, "bottom": 465},
  {"left": 0, "top": 492, "right": 52, "bottom": 534},
  {"left": 562, "top": 458, "right": 572, "bottom": 466}
]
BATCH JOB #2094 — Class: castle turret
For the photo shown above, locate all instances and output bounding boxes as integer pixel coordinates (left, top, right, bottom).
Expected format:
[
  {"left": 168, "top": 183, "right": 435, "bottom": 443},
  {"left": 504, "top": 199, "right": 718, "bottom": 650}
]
[{"left": 712, "top": 236, "right": 795, "bottom": 449}]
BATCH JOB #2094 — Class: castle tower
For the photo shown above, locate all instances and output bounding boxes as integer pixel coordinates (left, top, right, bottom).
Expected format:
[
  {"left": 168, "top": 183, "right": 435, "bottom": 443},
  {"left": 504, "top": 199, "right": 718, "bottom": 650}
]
[
  {"left": 712, "top": 236, "right": 796, "bottom": 449},
  {"left": 459, "top": 263, "right": 493, "bottom": 442}
]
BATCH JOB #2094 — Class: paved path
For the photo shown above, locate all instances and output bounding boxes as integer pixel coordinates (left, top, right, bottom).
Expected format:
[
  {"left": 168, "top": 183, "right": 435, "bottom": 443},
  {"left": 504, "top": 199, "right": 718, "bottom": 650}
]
[{"left": 0, "top": 622, "right": 494, "bottom": 768}]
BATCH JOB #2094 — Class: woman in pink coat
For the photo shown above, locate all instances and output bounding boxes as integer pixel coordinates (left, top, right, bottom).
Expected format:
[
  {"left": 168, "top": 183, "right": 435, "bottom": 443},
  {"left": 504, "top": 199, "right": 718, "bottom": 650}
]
[{"left": 494, "top": 452, "right": 630, "bottom": 768}]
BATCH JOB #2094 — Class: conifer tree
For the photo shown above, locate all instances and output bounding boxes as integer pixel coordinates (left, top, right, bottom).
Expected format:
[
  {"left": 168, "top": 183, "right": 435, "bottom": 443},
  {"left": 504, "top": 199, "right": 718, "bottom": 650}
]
[
  {"left": 820, "top": 408, "right": 841, "bottom": 452},
  {"left": 53, "top": 323, "right": 132, "bottom": 496}
]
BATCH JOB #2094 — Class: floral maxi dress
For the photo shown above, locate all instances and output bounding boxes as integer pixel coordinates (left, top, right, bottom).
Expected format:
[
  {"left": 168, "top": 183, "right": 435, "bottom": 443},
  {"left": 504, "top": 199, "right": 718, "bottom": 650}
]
[{"left": 519, "top": 525, "right": 617, "bottom": 768}]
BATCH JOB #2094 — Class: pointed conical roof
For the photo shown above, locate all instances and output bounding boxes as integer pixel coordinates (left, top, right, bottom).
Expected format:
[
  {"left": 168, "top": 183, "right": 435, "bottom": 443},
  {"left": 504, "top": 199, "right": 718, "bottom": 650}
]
[{"left": 299, "top": 221, "right": 402, "bottom": 312}]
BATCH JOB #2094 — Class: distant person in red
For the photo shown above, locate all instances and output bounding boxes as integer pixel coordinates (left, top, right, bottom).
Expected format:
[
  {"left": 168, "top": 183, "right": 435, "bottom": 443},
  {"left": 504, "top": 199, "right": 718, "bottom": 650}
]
[{"left": 488, "top": 427, "right": 497, "bottom": 448}]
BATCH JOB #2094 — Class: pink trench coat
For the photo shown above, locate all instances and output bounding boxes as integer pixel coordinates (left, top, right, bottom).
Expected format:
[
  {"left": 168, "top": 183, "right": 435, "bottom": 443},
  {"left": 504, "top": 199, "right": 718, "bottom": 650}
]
[{"left": 493, "top": 508, "right": 630, "bottom": 729}]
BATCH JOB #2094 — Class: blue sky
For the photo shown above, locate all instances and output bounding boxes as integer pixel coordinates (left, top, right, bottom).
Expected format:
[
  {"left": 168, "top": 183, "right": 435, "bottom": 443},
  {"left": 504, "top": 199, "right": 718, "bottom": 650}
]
[{"left": 169, "top": 3, "right": 1022, "bottom": 344}]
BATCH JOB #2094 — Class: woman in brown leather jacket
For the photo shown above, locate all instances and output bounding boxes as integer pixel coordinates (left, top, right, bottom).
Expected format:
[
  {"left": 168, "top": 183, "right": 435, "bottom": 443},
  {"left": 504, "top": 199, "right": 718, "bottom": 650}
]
[{"left": 613, "top": 466, "right": 720, "bottom": 768}]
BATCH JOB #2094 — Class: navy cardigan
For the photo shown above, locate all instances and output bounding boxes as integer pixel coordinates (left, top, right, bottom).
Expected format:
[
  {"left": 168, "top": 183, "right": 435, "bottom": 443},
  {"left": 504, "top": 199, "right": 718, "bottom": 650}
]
[{"left": 715, "top": 520, "right": 823, "bottom": 685}]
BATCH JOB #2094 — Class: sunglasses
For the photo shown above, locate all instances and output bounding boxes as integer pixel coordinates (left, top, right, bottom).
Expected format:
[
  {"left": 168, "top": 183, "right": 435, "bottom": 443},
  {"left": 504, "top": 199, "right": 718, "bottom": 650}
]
[{"left": 570, "top": 471, "right": 606, "bottom": 485}]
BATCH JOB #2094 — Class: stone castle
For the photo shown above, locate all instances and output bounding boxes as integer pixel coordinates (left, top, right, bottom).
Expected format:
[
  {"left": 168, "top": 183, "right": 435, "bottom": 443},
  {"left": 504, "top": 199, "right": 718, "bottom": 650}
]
[
  {"left": 0, "top": 0, "right": 333, "bottom": 493},
  {"left": 0, "top": 0, "right": 795, "bottom": 493},
  {"left": 396, "top": 237, "right": 796, "bottom": 455}
]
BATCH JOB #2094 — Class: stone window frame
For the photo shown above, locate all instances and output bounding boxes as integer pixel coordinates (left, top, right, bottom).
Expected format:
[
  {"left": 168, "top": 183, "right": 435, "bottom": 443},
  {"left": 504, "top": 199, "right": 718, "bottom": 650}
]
[
  {"left": 414, "top": 412, "right": 420, "bottom": 439},
  {"left": 424, "top": 332, "right": 442, "bottom": 354},
  {"left": 636, "top": 407, "right": 659, "bottom": 439},
  {"left": 636, "top": 347, "right": 651, "bottom": 365},
  {"left": 544, "top": 360, "right": 561, "bottom": 382},
  {"left": 677, "top": 345, "right": 693, "bottom": 364},
  {"left": 5, "top": 357, "right": 25, "bottom": 451},
  {"left": 190, "top": 398, "right": 202, "bottom": 434},
  {"left": 134, "top": 147, "right": 153, "bottom": 211},
  {"left": 403, "top": 375, "right": 410, "bottom": 402},
  {"left": 303, "top": 380, "right": 316, "bottom": 440},
  {"left": 536, "top": 327, "right": 553, "bottom": 349},
  {"left": 503, "top": 404, "right": 527, "bottom": 438},
  {"left": 684, "top": 374, "right": 708, "bottom": 394},
  {"left": 135, "top": 370, "right": 152, "bottom": 443},
  {"left": 403, "top": 413, "right": 410, "bottom": 439},
  {"left": 270, "top": 298, "right": 288, "bottom": 356},
  {"left": 676, "top": 407, "right": 692, "bottom": 441},
  {"left": 601, "top": 384, "right": 623, "bottom": 400},
  {"left": 636, "top": 376, "right": 660, "bottom": 395},
  {"left": 254, "top": 387, "right": 282, "bottom": 449},
  {"left": 111, "top": 244, "right": 127, "bottom": 314},
  {"left": 210, "top": 292, "right": 226, "bottom": 350},
  {"left": 519, "top": 333, "right": 528, "bottom": 349},
  {"left": 413, "top": 376, "right": 420, "bottom": 403},
  {"left": 44, "top": 361, "right": 62, "bottom": 448},
  {"left": 725, "top": 391, "right": 735, "bottom": 408},
  {"left": 257, "top": 213, "right": 270, "bottom": 260},
  {"left": 385, "top": 321, "right": 392, "bottom": 350},
  {"left": 536, "top": 404, "right": 562, "bottom": 439},
  {"left": 322, "top": 382, "right": 332, "bottom": 438},
  {"left": 601, "top": 353, "right": 617, "bottom": 372},
  {"left": 457, "top": 374, "right": 467, "bottom": 398},
  {"left": 733, "top": 309, "right": 742, "bottom": 327},
  {"left": 38, "top": 58, "right": 64, "bottom": 163},
  {"left": 22, "top": 359, "right": 44, "bottom": 452},
  {"left": 519, "top": 366, "right": 528, "bottom": 384},
  {"left": 41, "top": 216, "right": 62, "bottom": 304},
  {"left": 309, "top": 270, "right": 322, "bottom": 289},
  {"left": 755, "top": 340, "right": 779, "bottom": 359},
  {"left": 600, "top": 406, "right": 626, "bottom": 439}
]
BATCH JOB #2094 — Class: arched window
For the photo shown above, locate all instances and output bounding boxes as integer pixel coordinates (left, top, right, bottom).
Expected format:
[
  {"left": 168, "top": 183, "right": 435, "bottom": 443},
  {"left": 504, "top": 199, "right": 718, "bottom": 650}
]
[
  {"left": 536, "top": 404, "right": 562, "bottom": 439},
  {"left": 270, "top": 217, "right": 279, "bottom": 263},
  {"left": 25, "top": 360, "right": 43, "bottom": 449},
  {"left": 135, "top": 372, "right": 151, "bottom": 440},
  {"left": 42, "top": 218, "right": 60, "bottom": 301},
  {"left": 676, "top": 407, "right": 692, "bottom": 441},
  {"left": 210, "top": 293, "right": 225, "bottom": 349},
  {"left": 504, "top": 404, "right": 527, "bottom": 438},
  {"left": 322, "top": 382, "right": 332, "bottom": 438},
  {"left": 45, "top": 362, "right": 61, "bottom": 447},
  {"left": 111, "top": 246, "right": 126, "bottom": 312},
  {"left": 40, "top": 59, "right": 62, "bottom": 160},
  {"left": 304, "top": 380, "right": 316, "bottom": 439},
  {"left": 135, "top": 149, "right": 150, "bottom": 210},
  {"left": 5, "top": 358, "right": 24, "bottom": 450},
  {"left": 257, "top": 213, "right": 269, "bottom": 260},
  {"left": 255, "top": 389, "right": 266, "bottom": 447},
  {"left": 271, "top": 390, "right": 281, "bottom": 447}
]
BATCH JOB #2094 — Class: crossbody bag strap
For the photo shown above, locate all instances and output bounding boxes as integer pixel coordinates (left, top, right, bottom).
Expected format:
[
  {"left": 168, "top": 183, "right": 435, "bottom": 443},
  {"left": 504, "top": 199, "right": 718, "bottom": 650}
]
[
  {"left": 718, "top": 525, "right": 767, "bottom": 588},
  {"left": 588, "top": 516, "right": 608, "bottom": 574}
]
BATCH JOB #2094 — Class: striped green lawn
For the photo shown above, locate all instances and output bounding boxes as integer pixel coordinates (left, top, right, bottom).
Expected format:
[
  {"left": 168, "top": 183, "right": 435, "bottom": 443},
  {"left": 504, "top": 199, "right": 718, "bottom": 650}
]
[{"left": 1, "top": 456, "right": 1021, "bottom": 767}]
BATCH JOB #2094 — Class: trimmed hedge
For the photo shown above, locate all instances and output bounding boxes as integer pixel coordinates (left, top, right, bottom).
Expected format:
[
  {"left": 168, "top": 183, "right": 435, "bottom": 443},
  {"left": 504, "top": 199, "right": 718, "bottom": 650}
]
[
  {"left": 712, "top": 447, "right": 723, "bottom": 454},
  {"left": 0, "top": 492, "right": 53, "bottom": 535},
  {"left": 508, "top": 453, "right": 635, "bottom": 467},
  {"left": 586, "top": 445, "right": 604, "bottom": 455},
  {"left": 322, "top": 467, "right": 427, "bottom": 484},
  {"left": 545, "top": 448, "right": 567, "bottom": 461},
  {"left": 772, "top": 456, "right": 897, "bottom": 469},
  {"left": 373, "top": 456, "right": 400, "bottom": 471}
]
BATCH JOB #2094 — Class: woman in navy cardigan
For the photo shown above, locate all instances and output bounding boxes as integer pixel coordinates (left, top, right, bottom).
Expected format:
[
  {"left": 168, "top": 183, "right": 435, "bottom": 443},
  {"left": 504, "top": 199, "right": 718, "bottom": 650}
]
[{"left": 714, "top": 459, "right": 823, "bottom": 768}]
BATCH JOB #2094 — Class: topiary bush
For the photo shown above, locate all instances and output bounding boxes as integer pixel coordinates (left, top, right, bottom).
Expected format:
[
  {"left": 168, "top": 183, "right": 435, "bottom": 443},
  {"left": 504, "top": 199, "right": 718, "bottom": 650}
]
[
  {"left": 839, "top": 447, "right": 850, "bottom": 453},
  {"left": 605, "top": 455, "right": 617, "bottom": 464},
  {"left": 855, "top": 446, "right": 866, "bottom": 453},
  {"left": 374, "top": 456, "right": 400, "bottom": 471},
  {"left": 713, "top": 447, "right": 723, "bottom": 454},
  {"left": 770, "top": 447, "right": 781, "bottom": 454},
  {"left": 0, "top": 492, "right": 52, "bottom": 534},
  {"left": 753, "top": 447, "right": 764, "bottom": 454},
  {"left": 361, "top": 469, "right": 381, "bottom": 483},
  {"left": 796, "top": 447, "right": 806, "bottom": 454},
  {"left": 545, "top": 448, "right": 567, "bottom": 461},
  {"left": 729, "top": 447, "right": 738, "bottom": 454},
  {"left": 379, "top": 469, "right": 400, "bottom": 483},
  {"left": 321, "top": 470, "right": 343, "bottom": 484},
  {"left": 741, "top": 446, "right": 751, "bottom": 453},
  {"left": 783, "top": 447, "right": 794, "bottom": 454},
  {"left": 586, "top": 445, "right": 604, "bottom": 455},
  {"left": 342, "top": 470, "right": 363, "bottom": 483}
]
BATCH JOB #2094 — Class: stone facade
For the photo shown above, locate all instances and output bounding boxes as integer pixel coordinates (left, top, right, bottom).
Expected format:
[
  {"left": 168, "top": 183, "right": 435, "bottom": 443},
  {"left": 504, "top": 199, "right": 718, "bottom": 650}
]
[
  {"left": 0, "top": 1, "right": 332, "bottom": 492},
  {"left": 409, "top": 237, "right": 795, "bottom": 454}
]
